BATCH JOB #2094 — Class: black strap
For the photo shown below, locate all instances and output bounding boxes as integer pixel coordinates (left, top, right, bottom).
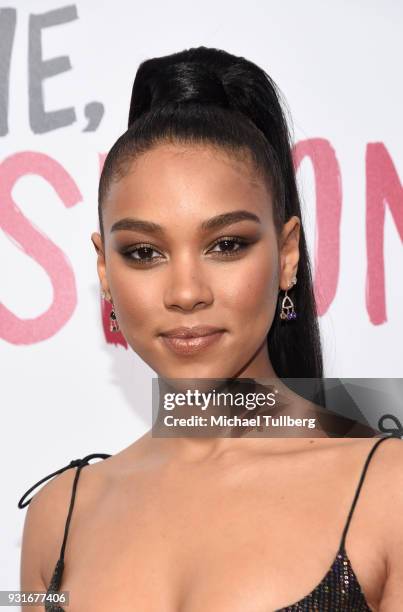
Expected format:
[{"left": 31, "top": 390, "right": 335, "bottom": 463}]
[
  {"left": 17, "top": 453, "right": 111, "bottom": 509},
  {"left": 18, "top": 453, "right": 112, "bottom": 567},
  {"left": 378, "top": 413, "right": 403, "bottom": 438},
  {"left": 340, "top": 428, "right": 402, "bottom": 549},
  {"left": 18, "top": 453, "right": 111, "bottom": 596}
]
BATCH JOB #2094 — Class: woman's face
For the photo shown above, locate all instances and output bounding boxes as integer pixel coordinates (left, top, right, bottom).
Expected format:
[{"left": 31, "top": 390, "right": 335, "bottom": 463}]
[{"left": 92, "top": 142, "right": 300, "bottom": 380}]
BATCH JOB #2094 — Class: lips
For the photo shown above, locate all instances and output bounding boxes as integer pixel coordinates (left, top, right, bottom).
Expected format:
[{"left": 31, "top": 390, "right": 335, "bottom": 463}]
[
  {"left": 159, "top": 326, "right": 225, "bottom": 355},
  {"left": 160, "top": 325, "right": 225, "bottom": 338}
]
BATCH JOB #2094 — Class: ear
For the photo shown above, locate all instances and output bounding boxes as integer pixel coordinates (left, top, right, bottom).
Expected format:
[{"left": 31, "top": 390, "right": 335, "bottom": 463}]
[
  {"left": 278, "top": 216, "right": 300, "bottom": 291},
  {"left": 91, "top": 232, "right": 111, "bottom": 301}
]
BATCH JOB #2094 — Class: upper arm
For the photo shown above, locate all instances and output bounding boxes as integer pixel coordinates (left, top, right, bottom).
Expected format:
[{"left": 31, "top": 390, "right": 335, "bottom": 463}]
[
  {"left": 378, "top": 438, "right": 403, "bottom": 611},
  {"left": 20, "top": 493, "right": 48, "bottom": 610},
  {"left": 20, "top": 468, "right": 76, "bottom": 607}
]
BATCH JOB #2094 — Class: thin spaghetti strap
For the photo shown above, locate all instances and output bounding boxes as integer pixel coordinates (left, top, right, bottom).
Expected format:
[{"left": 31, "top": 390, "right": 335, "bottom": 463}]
[
  {"left": 339, "top": 435, "right": 399, "bottom": 550},
  {"left": 17, "top": 452, "right": 112, "bottom": 595},
  {"left": 45, "top": 461, "right": 89, "bottom": 592},
  {"left": 56, "top": 453, "right": 111, "bottom": 561},
  {"left": 58, "top": 461, "right": 86, "bottom": 562},
  {"left": 17, "top": 453, "right": 111, "bottom": 509}
]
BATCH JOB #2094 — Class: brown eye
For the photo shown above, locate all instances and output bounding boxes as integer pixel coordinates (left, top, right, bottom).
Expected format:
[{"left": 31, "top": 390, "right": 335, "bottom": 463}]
[
  {"left": 208, "top": 237, "right": 250, "bottom": 257},
  {"left": 122, "top": 244, "right": 164, "bottom": 264}
]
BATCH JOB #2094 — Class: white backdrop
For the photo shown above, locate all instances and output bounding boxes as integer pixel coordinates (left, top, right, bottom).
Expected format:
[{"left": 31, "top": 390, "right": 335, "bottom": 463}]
[{"left": 1, "top": 0, "right": 402, "bottom": 597}]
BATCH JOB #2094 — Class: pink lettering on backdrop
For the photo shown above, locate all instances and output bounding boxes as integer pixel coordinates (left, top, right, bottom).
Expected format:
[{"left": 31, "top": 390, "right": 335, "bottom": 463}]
[
  {"left": 366, "top": 143, "right": 403, "bottom": 325},
  {"left": 1, "top": 143, "right": 399, "bottom": 346},
  {"left": 0, "top": 151, "right": 81, "bottom": 344},
  {"left": 98, "top": 153, "right": 128, "bottom": 348},
  {"left": 293, "top": 138, "right": 342, "bottom": 316}
]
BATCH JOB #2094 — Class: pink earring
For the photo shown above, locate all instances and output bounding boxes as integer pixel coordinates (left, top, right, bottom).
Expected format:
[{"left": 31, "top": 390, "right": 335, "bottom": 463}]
[{"left": 279, "top": 276, "right": 297, "bottom": 321}]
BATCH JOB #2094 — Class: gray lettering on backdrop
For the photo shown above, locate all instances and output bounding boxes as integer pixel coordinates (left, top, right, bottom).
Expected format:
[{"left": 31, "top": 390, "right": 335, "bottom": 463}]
[
  {"left": 0, "top": 8, "right": 17, "bottom": 136},
  {"left": 83, "top": 100, "right": 104, "bottom": 132},
  {"left": 29, "top": 5, "right": 78, "bottom": 133},
  {"left": 0, "top": 4, "right": 106, "bottom": 135}
]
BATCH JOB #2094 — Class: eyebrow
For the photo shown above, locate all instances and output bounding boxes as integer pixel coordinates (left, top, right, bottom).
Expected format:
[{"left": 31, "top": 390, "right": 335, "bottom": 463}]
[{"left": 110, "top": 210, "right": 261, "bottom": 235}]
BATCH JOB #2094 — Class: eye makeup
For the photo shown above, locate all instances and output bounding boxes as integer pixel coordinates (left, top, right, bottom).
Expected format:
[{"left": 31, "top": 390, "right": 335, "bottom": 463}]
[{"left": 118, "top": 234, "right": 259, "bottom": 266}]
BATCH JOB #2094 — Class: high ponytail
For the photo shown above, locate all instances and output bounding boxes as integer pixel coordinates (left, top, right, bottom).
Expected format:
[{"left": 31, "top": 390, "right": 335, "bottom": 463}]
[{"left": 98, "top": 46, "right": 324, "bottom": 381}]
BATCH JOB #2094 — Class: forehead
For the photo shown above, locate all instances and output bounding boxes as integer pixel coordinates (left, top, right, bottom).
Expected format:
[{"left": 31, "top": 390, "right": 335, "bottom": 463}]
[{"left": 102, "top": 142, "right": 273, "bottom": 232}]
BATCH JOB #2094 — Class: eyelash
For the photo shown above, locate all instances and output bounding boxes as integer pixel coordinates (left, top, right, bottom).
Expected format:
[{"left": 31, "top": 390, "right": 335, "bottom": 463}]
[{"left": 121, "top": 236, "right": 252, "bottom": 265}]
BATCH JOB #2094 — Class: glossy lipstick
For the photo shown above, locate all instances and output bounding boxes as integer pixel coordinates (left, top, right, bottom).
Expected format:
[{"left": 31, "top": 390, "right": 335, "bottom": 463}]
[{"left": 159, "top": 326, "right": 225, "bottom": 355}]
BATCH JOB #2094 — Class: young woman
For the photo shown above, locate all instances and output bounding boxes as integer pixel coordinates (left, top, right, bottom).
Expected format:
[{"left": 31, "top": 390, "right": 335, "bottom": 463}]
[{"left": 18, "top": 46, "right": 403, "bottom": 611}]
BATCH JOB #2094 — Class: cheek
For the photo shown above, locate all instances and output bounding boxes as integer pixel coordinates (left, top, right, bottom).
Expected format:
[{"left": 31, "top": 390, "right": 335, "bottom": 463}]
[
  {"left": 106, "top": 242, "right": 279, "bottom": 360},
  {"left": 106, "top": 260, "right": 160, "bottom": 332},
  {"left": 220, "top": 246, "right": 279, "bottom": 328}
]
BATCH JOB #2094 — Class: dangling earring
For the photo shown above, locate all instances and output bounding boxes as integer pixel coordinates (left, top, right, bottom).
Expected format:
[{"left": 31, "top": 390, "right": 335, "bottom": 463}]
[
  {"left": 109, "top": 306, "right": 120, "bottom": 332},
  {"left": 101, "top": 290, "right": 120, "bottom": 332},
  {"left": 279, "top": 276, "right": 297, "bottom": 321}
]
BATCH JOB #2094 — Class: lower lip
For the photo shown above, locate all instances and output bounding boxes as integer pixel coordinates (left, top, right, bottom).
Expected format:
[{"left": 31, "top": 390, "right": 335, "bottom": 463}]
[{"left": 160, "top": 331, "right": 225, "bottom": 355}]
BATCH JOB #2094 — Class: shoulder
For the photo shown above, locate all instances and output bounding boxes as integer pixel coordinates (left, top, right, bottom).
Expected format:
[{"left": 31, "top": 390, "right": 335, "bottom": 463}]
[
  {"left": 359, "top": 436, "right": 403, "bottom": 551},
  {"left": 344, "top": 435, "right": 403, "bottom": 490},
  {"left": 20, "top": 464, "right": 78, "bottom": 588},
  {"left": 368, "top": 435, "right": 403, "bottom": 483},
  {"left": 20, "top": 455, "right": 111, "bottom": 588},
  {"left": 305, "top": 436, "right": 403, "bottom": 493},
  {"left": 370, "top": 435, "right": 403, "bottom": 505},
  {"left": 366, "top": 436, "right": 403, "bottom": 607}
]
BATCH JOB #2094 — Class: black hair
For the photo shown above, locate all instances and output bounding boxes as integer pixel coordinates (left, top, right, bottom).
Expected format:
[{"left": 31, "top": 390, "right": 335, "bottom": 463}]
[{"left": 98, "top": 46, "right": 324, "bottom": 380}]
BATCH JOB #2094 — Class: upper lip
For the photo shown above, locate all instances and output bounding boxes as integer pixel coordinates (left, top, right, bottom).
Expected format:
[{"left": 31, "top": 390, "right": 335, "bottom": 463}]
[{"left": 160, "top": 325, "right": 225, "bottom": 338}]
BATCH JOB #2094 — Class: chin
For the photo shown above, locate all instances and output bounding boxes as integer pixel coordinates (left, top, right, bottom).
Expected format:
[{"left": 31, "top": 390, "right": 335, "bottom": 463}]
[{"left": 156, "top": 363, "right": 235, "bottom": 382}]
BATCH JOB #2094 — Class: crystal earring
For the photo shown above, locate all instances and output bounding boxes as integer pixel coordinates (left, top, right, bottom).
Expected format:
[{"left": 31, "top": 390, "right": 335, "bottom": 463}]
[
  {"left": 101, "top": 289, "right": 120, "bottom": 332},
  {"left": 280, "top": 276, "right": 297, "bottom": 321},
  {"left": 109, "top": 306, "right": 120, "bottom": 332}
]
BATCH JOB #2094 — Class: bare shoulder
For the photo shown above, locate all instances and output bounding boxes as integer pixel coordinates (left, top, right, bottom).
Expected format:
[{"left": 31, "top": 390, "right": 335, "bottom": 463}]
[
  {"left": 368, "top": 435, "right": 403, "bottom": 503},
  {"left": 20, "top": 438, "right": 148, "bottom": 588},
  {"left": 366, "top": 435, "right": 403, "bottom": 480},
  {"left": 300, "top": 435, "right": 403, "bottom": 487},
  {"left": 350, "top": 436, "right": 403, "bottom": 549},
  {"left": 20, "top": 466, "right": 79, "bottom": 590},
  {"left": 363, "top": 435, "right": 403, "bottom": 608},
  {"left": 20, "top": 453, "right": 118, "bottom": 590},
  {"left": 337, "top": 434, "right": 403, "bottom": 477}
]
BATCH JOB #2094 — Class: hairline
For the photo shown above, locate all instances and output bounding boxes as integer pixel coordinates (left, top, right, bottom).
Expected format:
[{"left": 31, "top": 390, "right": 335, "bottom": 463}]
[{"left": 98, "top": 135, "right": 277, "bottom": 241}]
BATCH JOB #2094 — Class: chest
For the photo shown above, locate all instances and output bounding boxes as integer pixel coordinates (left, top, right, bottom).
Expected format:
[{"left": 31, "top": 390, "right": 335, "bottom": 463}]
[{"left": 49, "top": 459, "right": 384, "bottom": 611}]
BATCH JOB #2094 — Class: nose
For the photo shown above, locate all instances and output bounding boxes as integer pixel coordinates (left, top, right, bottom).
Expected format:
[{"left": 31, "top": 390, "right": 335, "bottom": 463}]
[{"left": 163, "top": 255, "right": 214, "bottom": 312}]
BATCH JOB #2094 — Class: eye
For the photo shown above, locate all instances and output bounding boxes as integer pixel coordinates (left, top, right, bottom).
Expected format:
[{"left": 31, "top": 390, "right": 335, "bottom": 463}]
[
  {"left": 121, "top": 243, "right": 164, "bottom": 264},
  {"left": 120, "top": 236, "right": 253, "bottom": 266},
  {"left": 207, "top": 236, "right": 251, "bottom": 257}
]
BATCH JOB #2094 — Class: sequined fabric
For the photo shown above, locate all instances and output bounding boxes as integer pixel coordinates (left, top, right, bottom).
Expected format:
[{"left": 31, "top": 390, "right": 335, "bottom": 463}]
[
  {"left": 276, "top": 544, "right": 370, "bottom": 611},
  {"left": 44, "top": 558, "right": 65, "bottom": 612},
  {"left": 17, "top": 434, "right": 402, "bottom": 612},
  {"left": 44, "top": 541, "right": 371, "bottom": 612}
]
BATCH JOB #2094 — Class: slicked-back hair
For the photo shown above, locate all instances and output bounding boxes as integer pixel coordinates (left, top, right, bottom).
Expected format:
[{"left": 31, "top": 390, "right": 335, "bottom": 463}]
[{"left": 98, "top": 46, "right": 324, "bottom": 381}]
